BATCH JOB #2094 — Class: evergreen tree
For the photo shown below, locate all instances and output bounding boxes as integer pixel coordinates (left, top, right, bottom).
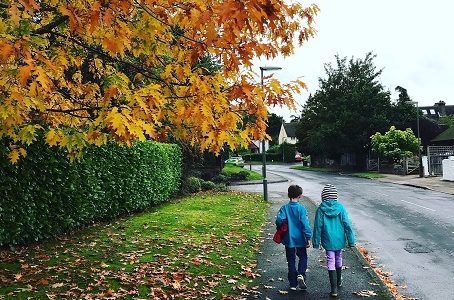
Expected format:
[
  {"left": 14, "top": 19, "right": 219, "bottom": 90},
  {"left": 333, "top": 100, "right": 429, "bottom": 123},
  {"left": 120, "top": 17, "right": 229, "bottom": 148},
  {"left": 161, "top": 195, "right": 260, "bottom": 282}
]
[{"left": 296, "top": 53, "right": 393, "bottom": 163}]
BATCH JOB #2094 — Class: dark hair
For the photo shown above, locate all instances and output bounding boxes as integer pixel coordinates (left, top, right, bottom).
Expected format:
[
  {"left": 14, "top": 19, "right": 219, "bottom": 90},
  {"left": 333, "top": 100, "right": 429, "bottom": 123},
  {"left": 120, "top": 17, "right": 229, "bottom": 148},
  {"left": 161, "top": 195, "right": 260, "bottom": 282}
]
[{"left": 288, "top": 184, "right": 303, "bottom": 199}]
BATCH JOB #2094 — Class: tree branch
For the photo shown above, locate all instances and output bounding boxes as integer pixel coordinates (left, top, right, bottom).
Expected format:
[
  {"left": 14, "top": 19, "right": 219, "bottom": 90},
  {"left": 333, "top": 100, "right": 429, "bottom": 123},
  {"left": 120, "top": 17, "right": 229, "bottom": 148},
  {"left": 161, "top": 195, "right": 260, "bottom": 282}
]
[
  {"left": 33, "top": 15, "right": 68, "bottom": 34},
  {"left": 46, "top": 107, "right": 100, "bottom": 113}
]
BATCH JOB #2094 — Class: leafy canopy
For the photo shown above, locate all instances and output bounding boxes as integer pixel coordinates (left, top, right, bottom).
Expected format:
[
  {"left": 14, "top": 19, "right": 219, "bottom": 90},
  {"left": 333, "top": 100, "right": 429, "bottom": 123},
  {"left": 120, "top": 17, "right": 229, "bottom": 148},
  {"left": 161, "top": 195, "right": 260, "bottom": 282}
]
[
  {"left": 296, "top": 53, "right": 392, "bottom": 157},
  {"left": 371, "top": 126, "right": 420, "bottom": 162},
  {"left": 0, "top": 0, "right": 319, "bottom": 162}
]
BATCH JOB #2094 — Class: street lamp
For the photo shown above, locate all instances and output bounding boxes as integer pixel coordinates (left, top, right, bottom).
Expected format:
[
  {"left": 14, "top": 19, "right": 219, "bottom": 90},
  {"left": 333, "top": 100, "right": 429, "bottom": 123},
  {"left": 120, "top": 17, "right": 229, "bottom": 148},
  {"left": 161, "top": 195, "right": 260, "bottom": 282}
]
[
  {"left": 407, "top": 100, "right": 423, "bottom": 177},
  {"left": 260, "top": 66, "right": 282, "bottom": 201}
]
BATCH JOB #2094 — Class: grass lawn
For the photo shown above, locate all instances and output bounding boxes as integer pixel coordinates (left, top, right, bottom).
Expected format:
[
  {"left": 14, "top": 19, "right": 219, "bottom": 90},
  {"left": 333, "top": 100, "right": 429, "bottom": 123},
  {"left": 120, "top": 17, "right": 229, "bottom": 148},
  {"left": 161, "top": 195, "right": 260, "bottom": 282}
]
[
  {"left": 292, "top": 166, "right": 385, "bottom": 179},
  {"left": 0, "top": 192, "right": 269, "bottom": 299},
  {"left": 222, "top": 164, "right": 262, "bottom": 180},
  {"left": 350, "top": 172, "right": 385, "bottom": 179}
]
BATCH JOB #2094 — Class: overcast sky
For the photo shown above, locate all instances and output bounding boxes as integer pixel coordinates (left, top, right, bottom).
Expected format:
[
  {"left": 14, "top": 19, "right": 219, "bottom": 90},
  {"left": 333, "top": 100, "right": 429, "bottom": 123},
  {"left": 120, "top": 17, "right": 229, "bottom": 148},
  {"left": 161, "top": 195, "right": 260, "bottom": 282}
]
[{"left": 257, "top": 0, "right": 454, "bottom": 121}]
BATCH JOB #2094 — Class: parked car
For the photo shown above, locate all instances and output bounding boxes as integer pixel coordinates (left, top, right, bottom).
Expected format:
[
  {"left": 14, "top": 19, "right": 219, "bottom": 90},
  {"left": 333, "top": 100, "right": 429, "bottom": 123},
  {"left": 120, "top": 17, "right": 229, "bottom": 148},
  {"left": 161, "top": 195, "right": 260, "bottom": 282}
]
[
  {"left": 225, "top": 156, "right": 245, "bottom": 167},
  {"left": 295, "top": 152, "right": 303, "bottom": 162}
]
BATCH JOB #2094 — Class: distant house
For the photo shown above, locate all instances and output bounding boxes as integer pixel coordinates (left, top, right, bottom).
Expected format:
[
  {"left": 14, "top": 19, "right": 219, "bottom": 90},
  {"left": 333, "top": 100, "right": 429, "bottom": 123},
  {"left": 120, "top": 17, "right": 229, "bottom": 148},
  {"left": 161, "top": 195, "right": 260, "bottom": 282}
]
[
  {"left": 248, "top": 140, "right": 269, "bottom": 154},
  {"left": 420, "top": 101, "right": 454, "bottom": 119},
  {"left": 278, "top": 122, "right": 298, "bottom": 145}
]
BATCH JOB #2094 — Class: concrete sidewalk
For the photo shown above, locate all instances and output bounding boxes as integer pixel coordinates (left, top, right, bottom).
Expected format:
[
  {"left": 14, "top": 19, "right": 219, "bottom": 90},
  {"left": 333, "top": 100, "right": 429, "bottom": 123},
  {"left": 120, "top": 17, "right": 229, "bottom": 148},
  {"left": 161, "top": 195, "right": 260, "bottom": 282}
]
[
  {"left": 229, "top": 176, "right": 391, "bottom": 299},
  {"left": 376, "top": 174, "right": 454, "bottom": 195},
  {"left": 250, "top": 193, "right": 391, "bottom": 300}
]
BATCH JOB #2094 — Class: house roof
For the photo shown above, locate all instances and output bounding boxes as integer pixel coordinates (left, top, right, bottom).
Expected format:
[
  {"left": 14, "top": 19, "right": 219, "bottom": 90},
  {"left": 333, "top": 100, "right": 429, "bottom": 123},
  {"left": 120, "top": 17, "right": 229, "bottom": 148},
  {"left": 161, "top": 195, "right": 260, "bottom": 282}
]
[
  {"left": 432, "top": 126, "right": 454, "bottom": 142},
  {"left": 248, "top": 141, "right": 259, "bottom": 150},
  {"left": 283, "top": 122, "right": 298, "bottom": 137},
  {"left": 420, "top": 101, "right": 454, "bottom": 119}
]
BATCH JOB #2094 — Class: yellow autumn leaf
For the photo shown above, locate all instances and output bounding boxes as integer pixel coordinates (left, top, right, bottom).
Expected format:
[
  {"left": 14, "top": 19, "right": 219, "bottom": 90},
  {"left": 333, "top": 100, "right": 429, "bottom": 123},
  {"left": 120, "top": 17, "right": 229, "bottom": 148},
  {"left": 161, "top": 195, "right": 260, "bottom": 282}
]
[
  {"left": 46, "top": 129, "right": 59, "bottom": 146},
  {"left": 8, "top": 149, "right": 20, "bottom": 164}
]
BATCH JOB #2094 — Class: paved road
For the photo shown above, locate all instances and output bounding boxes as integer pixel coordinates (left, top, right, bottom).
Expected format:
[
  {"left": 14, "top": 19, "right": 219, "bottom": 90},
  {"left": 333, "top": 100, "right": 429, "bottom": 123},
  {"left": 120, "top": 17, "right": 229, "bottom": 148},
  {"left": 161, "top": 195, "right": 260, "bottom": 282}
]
[{"left": 248, "top": 164, "right": 454, "bottom": 300}]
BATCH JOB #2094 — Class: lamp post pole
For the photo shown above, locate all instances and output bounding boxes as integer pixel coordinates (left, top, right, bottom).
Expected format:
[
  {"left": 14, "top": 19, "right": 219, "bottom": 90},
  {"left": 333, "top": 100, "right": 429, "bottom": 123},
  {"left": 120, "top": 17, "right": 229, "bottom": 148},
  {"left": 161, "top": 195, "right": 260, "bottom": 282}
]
[
  {"left": 416, "top": 101, "right": 423, "bottom": 177},
  {"left": 260, "top": 66, "right": 282, "bottom": 201},
  {"left": 408, "top": 101, "right": 423, "bottom": 177}
]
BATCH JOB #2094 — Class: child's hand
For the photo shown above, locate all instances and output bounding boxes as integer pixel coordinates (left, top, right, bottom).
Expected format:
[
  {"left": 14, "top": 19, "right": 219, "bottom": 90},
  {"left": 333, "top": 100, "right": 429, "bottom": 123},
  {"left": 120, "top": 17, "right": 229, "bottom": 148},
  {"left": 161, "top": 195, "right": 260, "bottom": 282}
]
[{"left": 306, "top": 240, "right": 312, "bottom": 248}]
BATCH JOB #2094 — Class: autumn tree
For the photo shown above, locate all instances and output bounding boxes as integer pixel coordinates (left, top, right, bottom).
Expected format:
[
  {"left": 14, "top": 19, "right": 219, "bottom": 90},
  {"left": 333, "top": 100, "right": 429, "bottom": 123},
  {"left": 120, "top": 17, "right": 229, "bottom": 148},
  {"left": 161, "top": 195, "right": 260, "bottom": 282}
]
[{"left": 0, "top": 0, "right": 319, "bottom": 162}]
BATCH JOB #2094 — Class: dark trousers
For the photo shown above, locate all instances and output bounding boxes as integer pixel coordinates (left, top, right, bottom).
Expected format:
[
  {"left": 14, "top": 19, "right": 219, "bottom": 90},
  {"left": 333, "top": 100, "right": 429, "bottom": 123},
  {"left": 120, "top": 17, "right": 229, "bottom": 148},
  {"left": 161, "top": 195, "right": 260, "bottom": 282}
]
[{"left": 285, "top": 246, "right": 308, "bottom": 287}]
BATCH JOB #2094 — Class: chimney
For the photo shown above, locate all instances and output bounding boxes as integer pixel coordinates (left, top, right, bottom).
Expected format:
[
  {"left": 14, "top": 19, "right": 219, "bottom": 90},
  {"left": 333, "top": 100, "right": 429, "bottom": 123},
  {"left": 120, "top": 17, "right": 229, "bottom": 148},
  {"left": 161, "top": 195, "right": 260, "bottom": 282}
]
[{"left": 436, "top": 100, "right": 446, "bottom": 116}]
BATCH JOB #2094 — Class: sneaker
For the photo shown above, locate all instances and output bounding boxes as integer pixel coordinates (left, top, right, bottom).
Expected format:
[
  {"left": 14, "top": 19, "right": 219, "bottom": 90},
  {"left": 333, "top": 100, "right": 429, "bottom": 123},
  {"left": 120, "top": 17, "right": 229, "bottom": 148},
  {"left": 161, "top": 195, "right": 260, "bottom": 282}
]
[{"left": 297, "top": 275, "right": 307, "bottom": 290}]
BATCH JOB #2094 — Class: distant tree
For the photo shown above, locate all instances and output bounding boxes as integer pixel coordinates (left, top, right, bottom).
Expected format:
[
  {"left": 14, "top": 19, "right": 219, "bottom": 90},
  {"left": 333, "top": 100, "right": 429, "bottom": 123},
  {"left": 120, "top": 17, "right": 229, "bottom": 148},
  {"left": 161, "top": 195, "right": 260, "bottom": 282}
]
[
  {"left": 371, "top": 126, "right": 420, "bottom": 162},
  {"left": 267, "top": 113, "right": 284, "bottom": 146},
  {"left": 296, "top": 53, "right": 393, "bottom": 162},
  {"left": 391, "top": 86, "right": 418, "bottom": 128},
  {"left": 438, "top": 116, "right": 454, "bottom": 128}
]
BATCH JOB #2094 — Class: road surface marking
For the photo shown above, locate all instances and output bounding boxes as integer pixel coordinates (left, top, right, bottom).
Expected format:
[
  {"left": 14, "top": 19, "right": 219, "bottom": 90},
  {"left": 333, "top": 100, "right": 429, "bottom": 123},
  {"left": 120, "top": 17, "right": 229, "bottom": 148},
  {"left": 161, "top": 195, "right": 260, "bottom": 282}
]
[{"left": 400, "top": 199, "right": 436, "bottom": 212}]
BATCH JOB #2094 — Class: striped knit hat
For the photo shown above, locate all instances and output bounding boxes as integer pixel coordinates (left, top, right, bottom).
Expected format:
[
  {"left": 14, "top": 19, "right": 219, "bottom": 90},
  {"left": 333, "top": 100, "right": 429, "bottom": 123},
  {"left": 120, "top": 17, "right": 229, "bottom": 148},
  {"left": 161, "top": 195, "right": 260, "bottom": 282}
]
[{"left": 321, "top": 184, "right": 338, "bottom": 201}]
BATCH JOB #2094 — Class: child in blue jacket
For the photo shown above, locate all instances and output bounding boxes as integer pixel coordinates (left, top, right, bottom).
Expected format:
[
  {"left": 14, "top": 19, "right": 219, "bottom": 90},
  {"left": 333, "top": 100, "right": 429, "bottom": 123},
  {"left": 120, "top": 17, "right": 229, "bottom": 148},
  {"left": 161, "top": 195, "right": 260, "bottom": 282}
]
[
  {"left": 275, "top": 184, "right": 312, "bottom": 291},
  {"left": 312, "top": 184, "right": 355, "bottom": 297}
]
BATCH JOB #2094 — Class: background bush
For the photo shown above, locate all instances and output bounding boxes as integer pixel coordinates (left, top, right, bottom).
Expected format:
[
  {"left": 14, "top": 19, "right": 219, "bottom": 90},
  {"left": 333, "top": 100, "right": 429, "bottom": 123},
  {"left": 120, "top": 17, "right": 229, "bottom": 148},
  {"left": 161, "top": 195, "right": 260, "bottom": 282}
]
[
  {"left": 0, "top": 140, "right": 182, "bottom": 246},
  {"left": 182, "top": 176, "right": 202, "bottom": 194},
  {"left": 200, "top": 180, "right": 216, "bottom": 191}
]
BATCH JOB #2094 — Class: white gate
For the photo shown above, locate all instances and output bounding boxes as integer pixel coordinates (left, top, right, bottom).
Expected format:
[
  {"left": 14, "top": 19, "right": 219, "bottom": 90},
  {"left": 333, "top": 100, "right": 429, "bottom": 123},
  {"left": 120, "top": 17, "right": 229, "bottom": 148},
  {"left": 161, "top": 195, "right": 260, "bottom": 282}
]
[{"left": 427, "top": 146, "right": 454, "bottom": 175}]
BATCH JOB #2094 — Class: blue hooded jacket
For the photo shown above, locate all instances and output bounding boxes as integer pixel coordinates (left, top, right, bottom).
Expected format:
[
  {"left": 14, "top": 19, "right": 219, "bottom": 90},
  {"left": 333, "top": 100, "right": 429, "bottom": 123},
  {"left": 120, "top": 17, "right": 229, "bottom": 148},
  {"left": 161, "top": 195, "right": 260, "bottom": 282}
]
[
  {"left": 312, "top": 200, "right": 355, "bottom": 251},
  {"left": 275, "top": 201, "right": 312, "bottom": 248}
]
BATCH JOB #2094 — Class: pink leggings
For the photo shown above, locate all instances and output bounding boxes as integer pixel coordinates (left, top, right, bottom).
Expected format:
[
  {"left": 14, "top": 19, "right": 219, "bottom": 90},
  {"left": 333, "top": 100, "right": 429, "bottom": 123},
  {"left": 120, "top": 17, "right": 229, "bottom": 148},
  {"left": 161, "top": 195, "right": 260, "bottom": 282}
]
[{"left": 326, "top": 250, "right": 342, "bottom": 271}]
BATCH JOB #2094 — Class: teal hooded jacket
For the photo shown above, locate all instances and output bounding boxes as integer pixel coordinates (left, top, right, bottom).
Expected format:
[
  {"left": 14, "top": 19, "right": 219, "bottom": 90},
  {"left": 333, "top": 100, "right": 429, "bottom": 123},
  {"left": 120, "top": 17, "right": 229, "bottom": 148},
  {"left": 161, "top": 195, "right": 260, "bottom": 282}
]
[
  {"left": 275, "top": 201, "right": 312, "bottom": 248},
  {"left": 312, "top": 200, "right": 355, "bottom": 251}
]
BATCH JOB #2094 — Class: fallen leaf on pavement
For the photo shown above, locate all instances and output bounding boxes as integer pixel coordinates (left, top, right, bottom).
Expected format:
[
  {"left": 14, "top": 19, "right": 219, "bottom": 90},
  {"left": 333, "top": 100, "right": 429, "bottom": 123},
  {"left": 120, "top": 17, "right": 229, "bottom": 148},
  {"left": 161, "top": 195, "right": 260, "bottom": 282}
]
[{"left": 352, "top": 290, "right": 378, "bottom": 297}]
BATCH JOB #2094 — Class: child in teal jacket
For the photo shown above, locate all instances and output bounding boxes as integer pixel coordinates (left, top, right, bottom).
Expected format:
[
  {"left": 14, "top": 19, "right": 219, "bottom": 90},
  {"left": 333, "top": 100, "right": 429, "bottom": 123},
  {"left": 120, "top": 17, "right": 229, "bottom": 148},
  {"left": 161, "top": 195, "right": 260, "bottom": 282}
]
[
  {"left": 276, "top": 185, "right": 312, "bottom": 291},
  {"left": 312, "top": 184, "right": 355, "bottom": 297}
]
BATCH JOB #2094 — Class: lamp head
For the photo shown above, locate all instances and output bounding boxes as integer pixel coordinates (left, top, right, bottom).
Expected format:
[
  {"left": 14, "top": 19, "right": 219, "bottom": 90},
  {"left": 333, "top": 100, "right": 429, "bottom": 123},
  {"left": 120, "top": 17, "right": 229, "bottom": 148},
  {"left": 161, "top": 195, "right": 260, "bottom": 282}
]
[{"left": 260, "top": 66, "right": 282, "bottom": 71}]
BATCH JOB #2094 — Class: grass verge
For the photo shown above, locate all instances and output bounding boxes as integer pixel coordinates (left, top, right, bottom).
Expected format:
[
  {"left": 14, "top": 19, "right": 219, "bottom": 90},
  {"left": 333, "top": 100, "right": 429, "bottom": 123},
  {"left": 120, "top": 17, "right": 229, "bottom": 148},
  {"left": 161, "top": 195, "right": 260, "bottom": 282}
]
[
  {"left": 0, "top": 192, "right": 269, "bottom": 299},
  {"left": 222, "top": 164, "right": 262, "bottom": 180},
  {"left": 350, "top": 172, "right": 384, "bottom": 179}
]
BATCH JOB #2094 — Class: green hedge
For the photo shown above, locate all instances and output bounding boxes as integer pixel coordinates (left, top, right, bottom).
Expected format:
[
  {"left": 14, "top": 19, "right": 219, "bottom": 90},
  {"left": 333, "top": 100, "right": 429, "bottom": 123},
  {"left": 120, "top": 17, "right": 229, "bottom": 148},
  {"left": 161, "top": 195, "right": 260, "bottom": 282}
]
[
  {"left": 0, "top": 140, "right": 182, "bottom": 246},
  {"left": 244, "top": 153, "right": 283, "bottom": 162}
]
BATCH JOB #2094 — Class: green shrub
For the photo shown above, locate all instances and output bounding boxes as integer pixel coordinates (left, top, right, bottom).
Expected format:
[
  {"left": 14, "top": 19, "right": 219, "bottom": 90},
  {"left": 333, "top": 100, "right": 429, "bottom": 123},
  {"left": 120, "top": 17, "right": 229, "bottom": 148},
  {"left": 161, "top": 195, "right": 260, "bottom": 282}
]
[
  {"left": 0, "top": 140, "right": 182, "bottom": 246},
  {"left": 213, "top": 183, "right": 229, "bottom": 192},
  {"left": 200, "top": 180, "right": 216, "bottom": 191},
  {"left": 246, "top": 153, "right": 282, "bottom": 162},
  {"left": 212, "top": 174, "right": 229, "bottom": 183},
  {"left": 181, "top": 176, "right": 203, "bottom": 194}
]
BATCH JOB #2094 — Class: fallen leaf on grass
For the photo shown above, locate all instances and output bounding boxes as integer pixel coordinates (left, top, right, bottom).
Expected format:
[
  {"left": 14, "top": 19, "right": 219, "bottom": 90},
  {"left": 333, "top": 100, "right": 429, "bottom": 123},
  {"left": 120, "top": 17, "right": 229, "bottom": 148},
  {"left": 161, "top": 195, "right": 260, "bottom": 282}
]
[
  {"left": 37, "top": 278, "right": 49, "bottom": 285},
  {"left": 353, "top": 290, "right": 378, "bottom": 297},
  {"left": 50, "top": 282, "right": 64, "bottom": 288}
]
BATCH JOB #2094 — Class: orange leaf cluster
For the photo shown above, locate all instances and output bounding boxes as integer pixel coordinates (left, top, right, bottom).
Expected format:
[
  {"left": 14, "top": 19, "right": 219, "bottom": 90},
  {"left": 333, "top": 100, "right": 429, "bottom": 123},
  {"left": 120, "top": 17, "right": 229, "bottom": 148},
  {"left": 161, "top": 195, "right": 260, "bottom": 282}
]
[{"left": 0, "top": 0, "right": 319, "bottom": 161}]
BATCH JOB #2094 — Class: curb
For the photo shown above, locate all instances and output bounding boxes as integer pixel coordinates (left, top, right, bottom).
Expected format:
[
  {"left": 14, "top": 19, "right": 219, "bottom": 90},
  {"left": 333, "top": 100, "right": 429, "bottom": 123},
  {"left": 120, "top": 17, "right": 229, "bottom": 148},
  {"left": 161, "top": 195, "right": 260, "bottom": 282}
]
[{"left": 350, "top": 247, "right": 395, "bottom": 300}]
